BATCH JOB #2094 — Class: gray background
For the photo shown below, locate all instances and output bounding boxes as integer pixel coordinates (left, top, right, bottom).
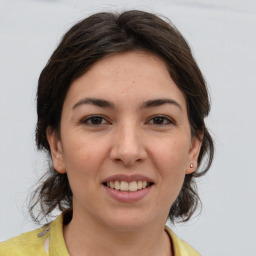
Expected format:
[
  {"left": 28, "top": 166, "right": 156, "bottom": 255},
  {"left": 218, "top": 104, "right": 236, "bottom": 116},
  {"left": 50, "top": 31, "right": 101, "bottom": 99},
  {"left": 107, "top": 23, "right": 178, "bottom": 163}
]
[{"left": 0, "top": 0, "right": 256, "bottom": 255}]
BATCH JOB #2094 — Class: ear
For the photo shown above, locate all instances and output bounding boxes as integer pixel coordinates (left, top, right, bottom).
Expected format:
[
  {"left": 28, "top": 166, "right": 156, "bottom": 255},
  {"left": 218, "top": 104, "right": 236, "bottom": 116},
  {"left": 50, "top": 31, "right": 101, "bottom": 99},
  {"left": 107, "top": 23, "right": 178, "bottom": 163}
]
[
  {"left": 186, "top": 133, "right": 203, "bottom": 174},
  {"left": 46, "top": 127, "right": 66, "bottom": 174}
]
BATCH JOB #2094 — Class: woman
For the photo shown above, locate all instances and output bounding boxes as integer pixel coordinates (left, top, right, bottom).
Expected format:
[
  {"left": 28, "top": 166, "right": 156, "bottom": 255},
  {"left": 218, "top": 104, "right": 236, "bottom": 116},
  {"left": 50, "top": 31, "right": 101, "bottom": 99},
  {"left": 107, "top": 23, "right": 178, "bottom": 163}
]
[{"left": 0, "top": 10, "right": 214, "bottom": 256}]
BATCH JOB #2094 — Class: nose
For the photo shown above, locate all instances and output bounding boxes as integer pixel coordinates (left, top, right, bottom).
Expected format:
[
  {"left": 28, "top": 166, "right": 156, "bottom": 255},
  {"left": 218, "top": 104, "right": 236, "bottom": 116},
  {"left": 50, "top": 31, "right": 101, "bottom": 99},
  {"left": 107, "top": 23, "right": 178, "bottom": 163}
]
[{"left": 110, "top": 122, "right": 147, "bottom": 166}]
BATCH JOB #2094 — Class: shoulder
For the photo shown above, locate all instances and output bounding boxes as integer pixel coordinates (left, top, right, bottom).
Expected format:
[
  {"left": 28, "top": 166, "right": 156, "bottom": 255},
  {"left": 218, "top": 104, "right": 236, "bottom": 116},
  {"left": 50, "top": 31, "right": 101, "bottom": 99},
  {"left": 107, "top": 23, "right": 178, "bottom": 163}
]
[
  {"left": 0, "top": 214, "right": 68, "bottom": 256},
  {"left": 165, "top": 226, "right": 201, "bottom": 256},
  {"left": 0, "top": 227, "right": 48, "bottom": 256}
]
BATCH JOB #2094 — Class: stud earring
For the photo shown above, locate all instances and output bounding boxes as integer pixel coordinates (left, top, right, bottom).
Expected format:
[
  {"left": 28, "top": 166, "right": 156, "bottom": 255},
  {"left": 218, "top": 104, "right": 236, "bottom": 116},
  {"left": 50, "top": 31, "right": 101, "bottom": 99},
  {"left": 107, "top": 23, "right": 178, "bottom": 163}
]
[{"left": 190, "top": 163, "right": 194, "bottom": 168}]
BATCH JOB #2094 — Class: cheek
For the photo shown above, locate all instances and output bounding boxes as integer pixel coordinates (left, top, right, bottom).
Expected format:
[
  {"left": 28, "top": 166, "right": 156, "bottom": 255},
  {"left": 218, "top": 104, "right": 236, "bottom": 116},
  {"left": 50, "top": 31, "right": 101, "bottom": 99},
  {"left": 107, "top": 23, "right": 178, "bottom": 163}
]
[
  {"left": 62, "top": 132, "right": 100, "bottom": 165},
  {"left": 61, "top": 135, "right": 109, "bottom": 186},
  {"left": 153, "top": 137, "right": 190, "bottom": 173},
  {"left": 152, "top": 137, "right": 191, "bottom": 201},
  {"left": 62, "top": 141, "right": 100, "bottom": 200}
]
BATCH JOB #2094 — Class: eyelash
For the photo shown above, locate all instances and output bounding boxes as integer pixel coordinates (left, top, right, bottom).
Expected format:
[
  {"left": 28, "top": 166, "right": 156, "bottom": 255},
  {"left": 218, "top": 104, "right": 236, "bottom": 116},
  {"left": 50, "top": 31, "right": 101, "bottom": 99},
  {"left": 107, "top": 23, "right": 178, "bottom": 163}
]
[
  {"left": 146, "top": 115, "right": 175, "bottom": 126},
  {"left": 81, "top": 115, "right": 110, "bottom": 126},
  {"left": 81, "top": 115, "right": 175, "bottom": 126}
]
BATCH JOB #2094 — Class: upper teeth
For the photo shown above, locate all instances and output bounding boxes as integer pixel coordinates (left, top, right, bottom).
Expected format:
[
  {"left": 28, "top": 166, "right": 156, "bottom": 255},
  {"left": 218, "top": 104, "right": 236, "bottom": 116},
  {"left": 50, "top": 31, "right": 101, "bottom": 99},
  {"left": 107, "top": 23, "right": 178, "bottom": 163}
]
[{"left": 106, "top": 181, "right": 149, "bottom": 192}]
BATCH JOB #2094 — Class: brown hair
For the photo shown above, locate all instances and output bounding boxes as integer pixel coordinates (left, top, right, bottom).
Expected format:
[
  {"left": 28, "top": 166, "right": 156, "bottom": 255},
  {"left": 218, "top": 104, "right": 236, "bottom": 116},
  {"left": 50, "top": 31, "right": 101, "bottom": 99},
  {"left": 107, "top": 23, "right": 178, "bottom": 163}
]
[{"left": 31, "top": 10, "right": 214, "bottom": 223}]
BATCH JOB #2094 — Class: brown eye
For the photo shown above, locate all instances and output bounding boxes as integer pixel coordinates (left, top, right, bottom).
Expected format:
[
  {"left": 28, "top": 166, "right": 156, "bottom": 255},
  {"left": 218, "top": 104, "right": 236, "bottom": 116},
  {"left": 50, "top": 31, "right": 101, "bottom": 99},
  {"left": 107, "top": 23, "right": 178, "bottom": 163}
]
[
  {"left": 82, "top": 115, "right": 109, "bottom": 125},
  {"left": 148, "top": 116, "right": 173, "bottom": 125}
]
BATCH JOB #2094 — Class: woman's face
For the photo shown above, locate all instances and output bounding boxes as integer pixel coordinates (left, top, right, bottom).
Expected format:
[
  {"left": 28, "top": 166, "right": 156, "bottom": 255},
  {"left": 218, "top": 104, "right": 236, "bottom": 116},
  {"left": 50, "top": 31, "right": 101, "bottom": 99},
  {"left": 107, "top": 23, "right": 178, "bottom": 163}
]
[{"left": 48, "top": 51, "right": 201, "bottom": 230}]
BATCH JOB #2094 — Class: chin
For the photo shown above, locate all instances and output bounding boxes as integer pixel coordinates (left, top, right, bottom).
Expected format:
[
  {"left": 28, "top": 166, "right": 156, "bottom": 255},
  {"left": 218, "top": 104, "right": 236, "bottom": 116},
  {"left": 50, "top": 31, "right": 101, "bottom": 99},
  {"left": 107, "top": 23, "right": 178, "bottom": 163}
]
[{"left": 102, "top": 210, "right": 159, "bottom": 232}]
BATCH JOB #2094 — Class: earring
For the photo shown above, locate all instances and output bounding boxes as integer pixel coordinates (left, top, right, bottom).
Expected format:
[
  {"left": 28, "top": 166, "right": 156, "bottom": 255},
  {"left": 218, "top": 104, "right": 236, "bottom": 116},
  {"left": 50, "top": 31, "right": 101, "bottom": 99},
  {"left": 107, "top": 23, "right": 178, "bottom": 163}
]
[{"left": 190, "top": 163, "right": 194, "bottom": 168}]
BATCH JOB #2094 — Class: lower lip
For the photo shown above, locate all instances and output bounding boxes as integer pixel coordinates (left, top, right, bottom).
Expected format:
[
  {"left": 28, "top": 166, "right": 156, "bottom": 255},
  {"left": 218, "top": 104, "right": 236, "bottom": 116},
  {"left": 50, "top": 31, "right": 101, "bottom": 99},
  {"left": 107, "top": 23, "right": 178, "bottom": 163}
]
[{"left": 103, "top": 185, "right": 153, "bottom": 203}]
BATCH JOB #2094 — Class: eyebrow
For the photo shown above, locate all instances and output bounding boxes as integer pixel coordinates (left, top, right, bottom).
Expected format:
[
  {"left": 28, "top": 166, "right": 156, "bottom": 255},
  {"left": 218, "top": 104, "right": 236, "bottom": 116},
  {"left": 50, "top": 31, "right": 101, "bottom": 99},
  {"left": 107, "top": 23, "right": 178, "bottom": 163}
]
[
  {"left": 72, "top": 97, "right": 182, "bottom": 111},
  {"left": 141, "top": 99, "right": 183, "bottom": 111},
  {"left": 72, "top": 98, "right": 115, "bottom": 110}
]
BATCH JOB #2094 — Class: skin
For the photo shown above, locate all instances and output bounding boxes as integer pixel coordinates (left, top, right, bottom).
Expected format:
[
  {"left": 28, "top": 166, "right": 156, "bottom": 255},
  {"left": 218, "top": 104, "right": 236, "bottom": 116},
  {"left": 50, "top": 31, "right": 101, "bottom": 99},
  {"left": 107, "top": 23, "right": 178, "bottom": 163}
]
[{"left": 47, "top": 51, "right": 202, "bottom": 256}]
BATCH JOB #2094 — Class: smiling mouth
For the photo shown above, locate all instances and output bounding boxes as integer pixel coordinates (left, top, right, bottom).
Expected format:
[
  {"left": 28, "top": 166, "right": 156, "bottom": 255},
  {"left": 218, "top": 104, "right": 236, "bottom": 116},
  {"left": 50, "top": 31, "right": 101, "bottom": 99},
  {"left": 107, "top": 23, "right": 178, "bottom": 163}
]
[{"left": 103, "top": 181, "right": 153, "bottom": 192}]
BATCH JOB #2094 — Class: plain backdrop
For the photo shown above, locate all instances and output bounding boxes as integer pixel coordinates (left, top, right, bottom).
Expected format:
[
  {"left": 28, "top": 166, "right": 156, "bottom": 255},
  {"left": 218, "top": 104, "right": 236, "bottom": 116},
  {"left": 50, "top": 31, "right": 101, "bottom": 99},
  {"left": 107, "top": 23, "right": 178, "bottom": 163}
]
[{"left": 0, "top": 0, "right": 256, "bottom": 255}]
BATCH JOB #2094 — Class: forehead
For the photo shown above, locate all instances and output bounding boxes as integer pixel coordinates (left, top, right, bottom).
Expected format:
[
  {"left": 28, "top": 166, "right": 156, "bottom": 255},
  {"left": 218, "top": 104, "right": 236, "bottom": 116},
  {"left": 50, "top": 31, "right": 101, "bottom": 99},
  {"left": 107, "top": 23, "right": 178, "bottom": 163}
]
[
  {"left": 64, "top": 51, "right": 187, "bottom": 110},
  {"left": 86, "top": 51, "right": 170, "bottom": 86}
]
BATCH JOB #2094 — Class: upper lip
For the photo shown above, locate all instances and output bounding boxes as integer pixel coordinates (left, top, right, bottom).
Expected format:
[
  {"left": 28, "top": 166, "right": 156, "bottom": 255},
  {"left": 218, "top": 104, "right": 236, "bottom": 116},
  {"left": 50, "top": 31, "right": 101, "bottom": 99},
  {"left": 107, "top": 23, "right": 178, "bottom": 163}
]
[{"left": 102, "top": 174, "right": 154, "bottom": 183}]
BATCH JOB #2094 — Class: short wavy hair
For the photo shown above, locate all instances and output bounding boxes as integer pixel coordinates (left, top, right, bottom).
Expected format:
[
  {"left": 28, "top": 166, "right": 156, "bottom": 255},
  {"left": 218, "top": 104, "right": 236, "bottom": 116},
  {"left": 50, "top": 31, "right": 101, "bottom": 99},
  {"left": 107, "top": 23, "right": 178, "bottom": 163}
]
[{"left": 30, "top": 10, "right": 214, "bottom": 223}]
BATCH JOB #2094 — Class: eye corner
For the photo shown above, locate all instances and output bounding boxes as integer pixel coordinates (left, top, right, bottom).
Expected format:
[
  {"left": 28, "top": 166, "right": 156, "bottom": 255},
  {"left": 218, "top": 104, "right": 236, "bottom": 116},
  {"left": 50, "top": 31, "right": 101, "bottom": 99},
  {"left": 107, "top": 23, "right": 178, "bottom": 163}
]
[
  {"left": 146, "top": 115, "right": 176, "bottom": 126},
  {"left": 80, "top": 115, "right": 111, "bottom": 126}
]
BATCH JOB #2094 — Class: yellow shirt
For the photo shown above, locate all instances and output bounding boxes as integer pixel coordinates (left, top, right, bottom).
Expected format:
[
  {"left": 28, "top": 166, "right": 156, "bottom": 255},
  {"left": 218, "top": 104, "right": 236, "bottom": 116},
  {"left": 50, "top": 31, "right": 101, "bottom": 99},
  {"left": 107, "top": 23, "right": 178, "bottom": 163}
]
[{"left": 0, "top": 214, "right": 200, "bottom": 256}]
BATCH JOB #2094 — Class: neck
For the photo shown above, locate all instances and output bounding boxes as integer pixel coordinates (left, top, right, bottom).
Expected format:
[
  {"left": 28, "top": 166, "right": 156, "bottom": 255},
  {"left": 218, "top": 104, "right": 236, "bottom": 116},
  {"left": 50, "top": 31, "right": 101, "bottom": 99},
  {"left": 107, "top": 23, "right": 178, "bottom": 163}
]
[{"left": 63, "top": 210, "right": 172, "bottom": 256}]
